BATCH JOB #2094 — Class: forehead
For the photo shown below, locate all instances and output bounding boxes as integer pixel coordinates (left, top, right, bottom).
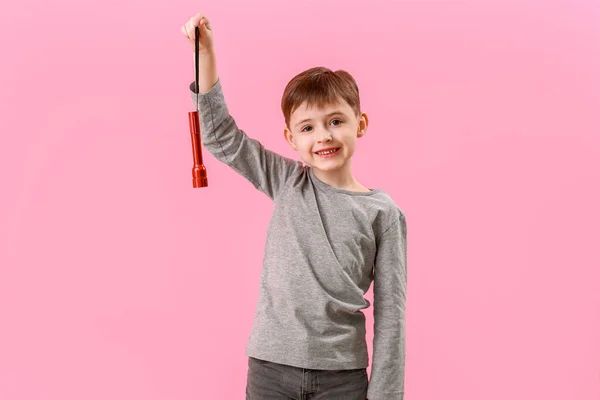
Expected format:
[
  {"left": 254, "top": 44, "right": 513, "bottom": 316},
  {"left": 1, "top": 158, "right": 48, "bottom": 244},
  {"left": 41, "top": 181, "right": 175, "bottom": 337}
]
[{"left": 291, "top": 99, "right": 353, "bottom": 120}]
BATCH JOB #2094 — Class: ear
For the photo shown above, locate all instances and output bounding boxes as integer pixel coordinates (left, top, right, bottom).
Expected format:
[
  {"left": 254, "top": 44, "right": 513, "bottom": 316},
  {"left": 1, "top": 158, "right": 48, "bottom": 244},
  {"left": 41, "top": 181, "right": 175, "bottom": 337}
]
[
  {"left": 357, "top": 112, "right": 369, "bottom": 138},
  {"left": 283, "top": 127, "right": 297, "bottom": 150}
]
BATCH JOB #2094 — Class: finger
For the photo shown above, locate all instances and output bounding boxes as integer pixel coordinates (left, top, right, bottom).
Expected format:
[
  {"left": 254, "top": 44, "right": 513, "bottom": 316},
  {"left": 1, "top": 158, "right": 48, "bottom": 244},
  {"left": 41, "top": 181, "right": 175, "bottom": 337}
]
[
  {"left": 192, "top": 13, "right": 206, "bottom": 27},
  {"left": 201, "top": 17, "right": 211, "bottom": 30},
  {"left": 184, "top": 23, "right": 195, "bottom": 44},
  {"left": 193, "top": 14, "right": 211, "bottom": 31},
  {"left": 199, "top": 19, "right": 208, "bottom": 34},
  {"left": 203, "top": 18, "right": 212, "bottom": 31}
]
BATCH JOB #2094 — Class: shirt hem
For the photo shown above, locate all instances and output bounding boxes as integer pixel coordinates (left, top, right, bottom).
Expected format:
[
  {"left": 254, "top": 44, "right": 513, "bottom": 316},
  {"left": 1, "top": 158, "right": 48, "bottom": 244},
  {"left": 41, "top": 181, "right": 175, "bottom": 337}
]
[{"left": 244, "top": 346, "right": 369, "bottom": 370}]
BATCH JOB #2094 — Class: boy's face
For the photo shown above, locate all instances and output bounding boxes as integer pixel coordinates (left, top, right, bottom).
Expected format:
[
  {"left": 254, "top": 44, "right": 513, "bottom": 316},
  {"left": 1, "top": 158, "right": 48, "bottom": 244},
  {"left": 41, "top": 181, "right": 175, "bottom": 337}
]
[{"left": 283, "top": 98, "right": 368, "bottom": 174}]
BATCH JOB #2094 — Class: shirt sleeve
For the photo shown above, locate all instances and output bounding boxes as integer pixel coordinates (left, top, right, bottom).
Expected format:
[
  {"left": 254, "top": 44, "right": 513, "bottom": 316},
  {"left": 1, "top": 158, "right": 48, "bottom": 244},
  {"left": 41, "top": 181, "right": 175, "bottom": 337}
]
[
  {"left": 368, "top": 213, "right": 408, "bottom": 400},
  {"left": 189, "top": 79, "right": 303, "bottom": 201}
]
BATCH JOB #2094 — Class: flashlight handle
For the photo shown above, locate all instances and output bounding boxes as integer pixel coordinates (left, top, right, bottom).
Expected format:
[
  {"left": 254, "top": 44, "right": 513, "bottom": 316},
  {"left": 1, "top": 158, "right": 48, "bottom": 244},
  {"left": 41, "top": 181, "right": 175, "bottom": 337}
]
[{"left": 189, "top": 110, "right": 208, "bottom": 188}]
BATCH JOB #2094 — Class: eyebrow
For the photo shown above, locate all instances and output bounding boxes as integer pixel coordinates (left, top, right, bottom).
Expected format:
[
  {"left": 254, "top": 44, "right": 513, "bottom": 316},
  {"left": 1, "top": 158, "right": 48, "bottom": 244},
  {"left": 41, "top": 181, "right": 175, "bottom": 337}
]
[{"left": 295, "top": 111, "right": 345, "bottom": 128}]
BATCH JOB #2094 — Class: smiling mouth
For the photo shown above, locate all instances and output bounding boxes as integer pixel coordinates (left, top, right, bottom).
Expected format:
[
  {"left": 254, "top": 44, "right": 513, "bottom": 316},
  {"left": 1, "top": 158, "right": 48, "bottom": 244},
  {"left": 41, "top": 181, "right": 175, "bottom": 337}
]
[{"left": 315, "top": 148, "right": 340, "bottom": 155}]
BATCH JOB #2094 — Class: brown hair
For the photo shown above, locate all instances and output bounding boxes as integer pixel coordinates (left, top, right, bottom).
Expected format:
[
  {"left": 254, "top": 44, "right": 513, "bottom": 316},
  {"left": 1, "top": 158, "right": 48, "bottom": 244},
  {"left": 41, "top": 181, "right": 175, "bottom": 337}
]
[{"left": 281, "top": 67, "right": 361, "bottom": 130}]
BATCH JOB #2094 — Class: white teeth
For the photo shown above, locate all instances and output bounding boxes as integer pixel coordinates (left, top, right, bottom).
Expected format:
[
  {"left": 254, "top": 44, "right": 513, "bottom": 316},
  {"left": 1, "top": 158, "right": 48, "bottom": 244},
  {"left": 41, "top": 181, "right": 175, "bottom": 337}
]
[{"left": 317, "top": 148, "right": 338, "bottom": 155}]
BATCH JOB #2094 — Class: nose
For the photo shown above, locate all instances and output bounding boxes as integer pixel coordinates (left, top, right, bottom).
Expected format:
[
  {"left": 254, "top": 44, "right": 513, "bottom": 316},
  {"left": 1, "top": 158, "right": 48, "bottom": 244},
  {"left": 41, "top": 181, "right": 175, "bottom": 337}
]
[{"left": 316, "top": 127, "right": 332, "bottom": 143}]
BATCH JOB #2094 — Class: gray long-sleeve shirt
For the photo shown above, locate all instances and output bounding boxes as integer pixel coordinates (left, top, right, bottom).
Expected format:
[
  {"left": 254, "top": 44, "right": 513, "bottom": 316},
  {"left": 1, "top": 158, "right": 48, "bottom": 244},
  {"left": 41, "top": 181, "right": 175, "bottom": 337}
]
[{"left": 190, "top": 79, "right": 407, "bottom": 400}]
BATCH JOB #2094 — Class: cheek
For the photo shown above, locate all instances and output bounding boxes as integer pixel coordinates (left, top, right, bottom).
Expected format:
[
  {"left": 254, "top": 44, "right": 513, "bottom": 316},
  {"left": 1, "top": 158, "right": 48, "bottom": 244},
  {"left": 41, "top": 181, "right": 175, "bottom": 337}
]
[
  {"left": 296, "top": 139, "right": 312, "bottom": 152},
  {"left": 342, "top": 140, "right": 357, "bottom": 154}
]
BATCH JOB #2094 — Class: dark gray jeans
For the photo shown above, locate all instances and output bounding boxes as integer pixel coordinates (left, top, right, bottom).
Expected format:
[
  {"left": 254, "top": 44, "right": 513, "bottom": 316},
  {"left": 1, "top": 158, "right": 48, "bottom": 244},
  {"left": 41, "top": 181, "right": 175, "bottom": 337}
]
[{"left": 246, "top": 356, "right": 368, "bottom": 400}]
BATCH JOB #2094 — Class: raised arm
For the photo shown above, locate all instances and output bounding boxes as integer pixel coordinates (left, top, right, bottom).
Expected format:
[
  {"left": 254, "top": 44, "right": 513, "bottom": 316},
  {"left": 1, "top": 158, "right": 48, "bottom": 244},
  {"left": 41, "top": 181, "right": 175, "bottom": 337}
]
[{"left": 181, "top": 14, "right": 302, "bottom": 200}]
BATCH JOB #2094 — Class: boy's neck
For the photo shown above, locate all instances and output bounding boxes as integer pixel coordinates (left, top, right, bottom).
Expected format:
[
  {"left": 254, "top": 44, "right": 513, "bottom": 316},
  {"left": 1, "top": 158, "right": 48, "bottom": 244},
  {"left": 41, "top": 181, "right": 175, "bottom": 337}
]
[{"left": 312, "top": 163, "right": 370, "bottom": 192}]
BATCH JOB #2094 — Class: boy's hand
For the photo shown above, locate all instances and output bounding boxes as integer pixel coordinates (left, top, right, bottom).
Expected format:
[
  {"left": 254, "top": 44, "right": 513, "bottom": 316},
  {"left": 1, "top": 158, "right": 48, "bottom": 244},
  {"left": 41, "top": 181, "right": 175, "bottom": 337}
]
[{"left": 181, "top": 13, "right": 214, "bottom": 55}]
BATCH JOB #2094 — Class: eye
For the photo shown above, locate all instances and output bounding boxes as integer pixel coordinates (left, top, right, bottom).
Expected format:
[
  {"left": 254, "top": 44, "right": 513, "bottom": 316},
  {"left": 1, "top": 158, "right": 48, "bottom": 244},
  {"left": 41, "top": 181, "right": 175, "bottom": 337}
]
[
  {"left": 331, "top": 119, "right": 342, "bottom": 126},
  {"left": 301, "top": 125, "right": 313, "bottom": 132}
]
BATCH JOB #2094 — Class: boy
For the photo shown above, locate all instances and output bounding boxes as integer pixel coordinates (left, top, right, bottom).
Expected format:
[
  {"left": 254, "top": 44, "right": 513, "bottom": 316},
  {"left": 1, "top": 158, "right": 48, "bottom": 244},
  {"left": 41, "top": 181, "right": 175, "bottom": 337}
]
[{"left": 181, "top": 13, "right": 407, "bottom": 400}]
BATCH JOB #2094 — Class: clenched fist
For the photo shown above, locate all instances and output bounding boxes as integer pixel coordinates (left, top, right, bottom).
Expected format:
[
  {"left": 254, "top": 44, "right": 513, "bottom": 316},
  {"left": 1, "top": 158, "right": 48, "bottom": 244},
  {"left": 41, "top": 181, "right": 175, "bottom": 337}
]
[{"left": 181, "top": 13, "right": 215, "bottom": 55}]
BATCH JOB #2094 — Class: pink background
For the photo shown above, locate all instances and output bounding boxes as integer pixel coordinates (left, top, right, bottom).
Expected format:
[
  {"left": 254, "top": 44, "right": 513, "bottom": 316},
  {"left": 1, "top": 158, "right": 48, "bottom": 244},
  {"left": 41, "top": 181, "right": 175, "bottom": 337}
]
[{"left": 1, "top": 0, "right": 599, "bottom": 399}]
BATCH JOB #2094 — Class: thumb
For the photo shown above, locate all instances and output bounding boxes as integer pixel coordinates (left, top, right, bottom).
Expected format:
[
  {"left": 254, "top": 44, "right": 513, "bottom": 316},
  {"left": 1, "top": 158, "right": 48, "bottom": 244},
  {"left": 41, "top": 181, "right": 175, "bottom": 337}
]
[{"left": 200, "top": 18, "right": 212, "bottom": 34}]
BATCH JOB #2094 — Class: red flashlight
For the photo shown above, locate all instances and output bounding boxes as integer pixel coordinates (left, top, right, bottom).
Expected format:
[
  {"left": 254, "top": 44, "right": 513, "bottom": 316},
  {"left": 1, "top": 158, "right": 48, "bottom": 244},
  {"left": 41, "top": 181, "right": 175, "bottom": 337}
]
[
  {"left": 189, "top": 110, "right": 207, "bottom": 188},
  {"left": 189, "top": 26, "right": 208, "bottom": 188}
]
